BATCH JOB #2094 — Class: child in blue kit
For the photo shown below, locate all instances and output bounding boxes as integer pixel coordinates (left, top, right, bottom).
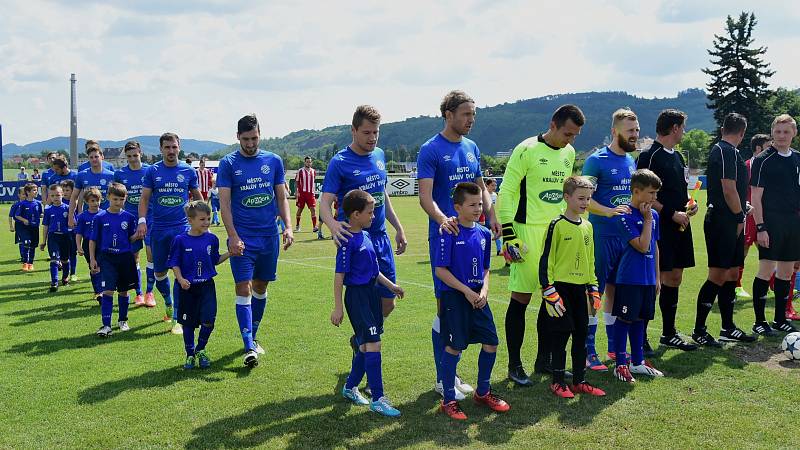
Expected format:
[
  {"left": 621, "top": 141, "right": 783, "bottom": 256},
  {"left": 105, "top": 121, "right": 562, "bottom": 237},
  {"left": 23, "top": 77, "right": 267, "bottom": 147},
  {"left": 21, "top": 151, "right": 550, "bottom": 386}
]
[
  {"left": 167, "top": 201, "right": 229, "bottom": 369},
  {"left": 9, "top": 189, "right": 26, "bottom": 263},
  {"left": 612, "top": 169, "right": 664, "bottom": 382},
  {"left": 89, "top": 182, "right": 141, "bottom": 337},
  {"left": 76, "top": 188, "right": 104, "bottom": 304},
  {"left": 14, "top": 183, "right": 43, "bottom": 272},
  {"left": 435, "top": 182, "right": 510, "bottom": 421},
  {"left": 59, "top": 180, "right": 79, "bottom": 282},
  {"left": 209, "top": 178, "right": 220, "bottom": 226},
  {"left": 331, "top": 189, "right": 405, "bottom": 418},
  {"left": 40, "top": 185, "right": 72, "bottom": 291}
]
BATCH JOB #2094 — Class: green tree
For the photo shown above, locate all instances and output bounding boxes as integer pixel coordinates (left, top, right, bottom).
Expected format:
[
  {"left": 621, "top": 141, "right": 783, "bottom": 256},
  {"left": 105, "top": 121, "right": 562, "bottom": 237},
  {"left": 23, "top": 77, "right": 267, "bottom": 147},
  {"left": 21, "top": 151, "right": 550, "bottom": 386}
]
[
  {"left": 703, "top": 12, "right": 774, "bottom": 144},
  {"left": 761, "top": 88, "right": 800, "bottom": 151},
  {"left": 677, "top": 129, "right": 712, "bottom": 170}
]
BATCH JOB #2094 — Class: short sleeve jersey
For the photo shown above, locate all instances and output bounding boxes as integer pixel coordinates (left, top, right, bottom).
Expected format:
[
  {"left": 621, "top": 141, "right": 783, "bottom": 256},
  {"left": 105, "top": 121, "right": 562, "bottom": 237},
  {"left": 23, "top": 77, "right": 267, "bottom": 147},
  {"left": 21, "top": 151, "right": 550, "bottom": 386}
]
[
  {"left": 497, "top": 135, "right": 575, "bottom": 227},
  {"left": 416, "top": 134, "right": 482, "bottom": 237},
  {"left": 706, "top": 140, "right": 747, "bottom": 217},
  {"left": 75, "top": 210, "right": 99, "bottom": 237},
  {"left": 90, "top": 209, "right": 137, "bottom": 254},
  {"left": 539, "top": 215, "right": 598, "bottom": 287},
  {"left": 143, "top": 161, "right": 198, "bottom": 230},
  {"left": 615, "top": 208, "right": 659, "bottom": 285},
  {"left": 41, "top": 168, "right": 55, "bottom": 188},
  {"left": 19, "top": 200, "right": 43, "bottom": 227},
  {"left": 749, "top": 147, "right": 800, "bottom": 215},
  {"left": 75, "top": 168, "right": 115, "bottom": 209},
  {"left": 78, "top": 160, "right": 115, "bottom": 172},
  {"left": 434, "top": 224, "right": 492, "bottom": 292},
  {"left": 335, "top": 230, "right": 379, "bottom": 286},
  {"left": 43, "top": 203, "right": 70, "bottom": 234},
  {"left": 582, "top": 146, "right": 636, "bottom": 236},
  {"left": 322, "top": 147, "right": 388, "bottom": 234},
  {"left": 10, "top": 201, "right": 22, "bottom": 224},
  {"left": 166, "top": 232, "right": 221, "bottom": 283},
  {"left": 114, "top": 164, "right": 151, "bottom": 217},
  {"left": 48, "top": 170, "right": 77, "bottom": 189},
  {"left": 636, "top": 142, "right": 689, "bottom": 214},
  {"left": 216, "top": 150, "right": 285, "bottom": 238}
]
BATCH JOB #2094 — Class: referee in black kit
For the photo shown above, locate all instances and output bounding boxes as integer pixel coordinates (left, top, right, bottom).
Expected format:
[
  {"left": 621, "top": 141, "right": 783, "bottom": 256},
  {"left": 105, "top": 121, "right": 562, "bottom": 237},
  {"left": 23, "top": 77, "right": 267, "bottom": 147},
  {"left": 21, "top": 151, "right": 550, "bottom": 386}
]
[
  {"left": 693, "top": 113, "right": 755, "bottom": 346},
  {"left": 636, "top": 109, "right": 698, "bottom": 353}
]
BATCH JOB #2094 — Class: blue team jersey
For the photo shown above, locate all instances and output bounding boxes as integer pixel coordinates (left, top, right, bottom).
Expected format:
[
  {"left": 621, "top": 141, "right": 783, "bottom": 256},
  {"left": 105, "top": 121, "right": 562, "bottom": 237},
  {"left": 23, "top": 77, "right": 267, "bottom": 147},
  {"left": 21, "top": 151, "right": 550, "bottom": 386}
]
[
  {"left": 75, "top": 168, "right": 115, "bottom": 209},
  {"left": 166, "top": 231, "right": 221, "bottom": 283},
  {"left": 18, "top": 200, "right": 43, "bottom": 227},
  {"left": 43, "top": 203, "right": 70, "bottom": 234},
  {"left": 216, "top": 150, "right": 285, "bottom": 237},
  {"left": 48, "top": 170, "right": 78, "bottom": 188},
  {"left": 78, "top": 160, "right": 115, "bottom": 172},
  {"left": 90, "top": 209, "right": 137, "bottom": 254},
  {"left": 75, "top": 209, "right": 100, "bottom": 237},
  {"left": 41, "top": 168, "right": 55, "bottom": 187},
  {"left": 114, "top": 164, "right": 151, "bottom": 217},
  {"left": 615, "top": 208, "right": 659, "bottom": 285},
  {"left": 417, "top": 134, "right": 482, "bottom": 237},
  {"left": 322, "top": 147, "right": 388, "bottom": 234},
  {"left": 434, "top": 223, "right": 492, "bottom": 291},
  {"left": 9, "top": 201, "right": 22, "bottom": 224},
  {"left": 143, "top": 161, "right": 198, "bottom": 230},
  {"left": 582, "top": 146, "right": 636, "bottom": 237},
  {"left": 335, "top": 230, "right": 379, "bottom": 286}
]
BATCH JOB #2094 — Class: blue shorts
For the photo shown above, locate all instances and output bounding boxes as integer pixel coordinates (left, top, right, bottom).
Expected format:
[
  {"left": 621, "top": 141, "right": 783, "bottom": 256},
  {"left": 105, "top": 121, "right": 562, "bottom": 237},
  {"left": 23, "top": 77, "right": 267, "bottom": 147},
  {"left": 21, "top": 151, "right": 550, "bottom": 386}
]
[
  {"left": 368, "top": 231, "right": 396, "bottom": 299},
  {"left": 594, "top": 235, "right": 626, "bottom": 294},
  {"left": 99, "top": 252, "right": 138, "bottom": 292},
  {"left": 440, "top": 288, "right": 499, "bottom": 351},
  {"left": 345, "top": 282, "right": 383, "bottom": 345},
  {"left": 19, "top": 225, "right": 39, "bottom": 248},
  {"left": 151, "top": 226, "right": 186, "bottom": 272},
  {"left": 177, "top": 279, "right": 217, "bottom": 328},
  {"left": 428, "top": 235, "right": 443, "bottom": 298},
  {"left": 229, "top": 234, "right": 279, "bottom": 284},
  {"left": 47, "top": 233, "right": 71, "bottom": 261},
  {"left": 612, "top": 284, "right": 656, "bottom": 322},
  {"left": 131, "top": 238, "right": 143, "bottom": 253}
]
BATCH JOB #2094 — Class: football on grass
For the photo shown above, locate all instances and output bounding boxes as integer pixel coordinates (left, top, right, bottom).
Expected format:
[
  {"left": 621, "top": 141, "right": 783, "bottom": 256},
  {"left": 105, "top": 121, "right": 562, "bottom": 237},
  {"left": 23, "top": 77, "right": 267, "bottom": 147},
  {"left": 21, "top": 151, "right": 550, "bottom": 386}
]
[{"left": 781, "top": 332, "right": 800, "bottom": 361}]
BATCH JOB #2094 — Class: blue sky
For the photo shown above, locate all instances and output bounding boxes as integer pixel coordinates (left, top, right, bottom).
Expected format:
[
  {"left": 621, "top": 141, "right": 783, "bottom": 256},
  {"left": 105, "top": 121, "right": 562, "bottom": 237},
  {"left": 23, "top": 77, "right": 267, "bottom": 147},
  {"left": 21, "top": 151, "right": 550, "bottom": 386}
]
[{"left": 1, "top": 0, "right": 798, "bottom": 145}]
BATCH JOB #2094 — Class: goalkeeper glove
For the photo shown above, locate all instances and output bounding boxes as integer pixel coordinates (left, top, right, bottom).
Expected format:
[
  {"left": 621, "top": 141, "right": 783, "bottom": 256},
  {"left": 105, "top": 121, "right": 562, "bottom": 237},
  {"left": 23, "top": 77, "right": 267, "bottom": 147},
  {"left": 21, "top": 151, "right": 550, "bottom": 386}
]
[
  {"left": 542, "top": 285, "right": 565, "bottom": 318},
  {"left": 587, "top": 285, "right": 601, "bottom": 310},
  {"left": 501, "top": 223, "right": 527, "bottom": 263}
]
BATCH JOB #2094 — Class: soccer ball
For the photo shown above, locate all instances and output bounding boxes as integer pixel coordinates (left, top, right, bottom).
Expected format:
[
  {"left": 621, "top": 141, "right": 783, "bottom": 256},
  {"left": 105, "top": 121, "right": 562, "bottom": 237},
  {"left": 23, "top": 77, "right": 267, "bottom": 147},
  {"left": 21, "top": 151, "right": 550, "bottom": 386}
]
[{"left": 780, "top": 332, "right": 800, "bottom": 360}]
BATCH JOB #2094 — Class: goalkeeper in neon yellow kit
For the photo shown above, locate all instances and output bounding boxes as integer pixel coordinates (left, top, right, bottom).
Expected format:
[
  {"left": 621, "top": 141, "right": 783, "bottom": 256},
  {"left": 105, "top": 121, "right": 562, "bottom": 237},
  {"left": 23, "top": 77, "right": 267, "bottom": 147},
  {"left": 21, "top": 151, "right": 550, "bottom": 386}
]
[{"left": 497, "top": 104, "right": 585, "bottom": 386}]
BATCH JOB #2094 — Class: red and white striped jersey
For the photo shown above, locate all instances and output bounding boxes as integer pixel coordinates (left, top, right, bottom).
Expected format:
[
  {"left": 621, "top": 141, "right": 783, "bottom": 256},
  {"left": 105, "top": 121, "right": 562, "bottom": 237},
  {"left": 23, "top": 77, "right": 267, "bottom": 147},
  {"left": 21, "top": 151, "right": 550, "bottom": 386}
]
[
  {"left": 197, "top": 168, "right": 213, "bottom": 193},
  {"left": 295, "top": 167, "right": 316, "bottom": 194}
]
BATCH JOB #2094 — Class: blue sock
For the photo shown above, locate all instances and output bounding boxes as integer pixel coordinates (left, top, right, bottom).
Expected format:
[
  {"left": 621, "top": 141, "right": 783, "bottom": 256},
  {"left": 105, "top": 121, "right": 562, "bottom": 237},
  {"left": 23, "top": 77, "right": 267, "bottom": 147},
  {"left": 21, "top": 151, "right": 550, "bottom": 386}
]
[
  {"left": 586, "top": 315, "right": 598, "bottom": 355},
  {"left": 251, "top": 293, "right": 267, "bottom": 341},
  {"left": 69, "top": 252, "right": 76, "bottom": 275},
  {"left": 494, "top": 238, "right": 501, "bottom": 253},
  {"left": 91, "top": 273, "right": 102, "bottom": 294},
  {"left": 29, "top": 248, "right": 36, "bottom": 264},
  {"left": 19, "top": 244, "right": 24, "bottom": 261},
  {"left": 49, "top": 261, "right": 59, "bottom": 284},
  {"left": 630, "top": 320, "right": 645, "bottom": 366},
  {"left": 477, "top": 350, "right": 496, "bottom": 396},
  {"left": 155, "top": 277, "right": 171, "bottom": 306},
  {"left": 101, "top": 294, "right": 113, "bottom": 327},
  {"left": 211, "top": 211, "right": 218, "bottom": 224},
  {"left": 183, "top": 326, "right": 195, "bottom": 356},
  {"left": 172, "top": 281, "right": 180, "bottom": 319},
  {"left": 146, "top": 264, "right": 155, "bottom": 293},
  {"left": 118, "top": 294, "right": 129, "bottom": 321},
  {"left": 135, "top": 266, "right": 142, "bottom": 295},
  {"left": 441, "top": 351, "right": 459, "bottom": 403},
  {"left": 432, "top": 316, "right": 444, "bottom": 382},
  {"left": 604, "top": 312, "right": 616, "bottom": 353},
  {"left": 196, "top": 323, "right": 214, "bottom": 351},
  {"left": 345, "top": 351, "right": 366, "bottom": 389},
  {"left": 236, "top": 302, "right": 254, "bottom": 351},
  {"left": 364, "top": 351, "right": 384, "bottom": 401},
  {"left": 61, "top": 259, "right": 70, "bottom": 281},
  {"left": 614, "top": 321, "right": 630, "bottom": 366}
]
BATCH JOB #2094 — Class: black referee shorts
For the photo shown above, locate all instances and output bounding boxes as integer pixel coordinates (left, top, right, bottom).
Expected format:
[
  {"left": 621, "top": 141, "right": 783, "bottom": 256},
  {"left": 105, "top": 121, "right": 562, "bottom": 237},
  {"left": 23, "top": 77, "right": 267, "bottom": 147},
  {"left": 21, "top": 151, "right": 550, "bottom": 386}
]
[
  {"left": 658, "top": 216, "right": 695, "bottom": 271},
  {"left": 758, "top": 213, "right": 800, "bottom": 262},
  {"left": 704, "top": 210, "right": 744, "bottom": 269}
]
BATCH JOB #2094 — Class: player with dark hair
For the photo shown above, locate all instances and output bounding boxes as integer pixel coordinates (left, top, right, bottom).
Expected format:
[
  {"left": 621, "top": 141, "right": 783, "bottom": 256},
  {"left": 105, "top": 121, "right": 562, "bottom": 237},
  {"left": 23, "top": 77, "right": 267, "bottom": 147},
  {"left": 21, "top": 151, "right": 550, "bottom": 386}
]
[
  {"left": 40, "top": 184, "right": 72, "bottom": 291},
  {"left": 68, "top": 143, "right": 115, "bottom": 222},
  {"left": 78, "top": 140, "right": 115, "bottom": 172}
]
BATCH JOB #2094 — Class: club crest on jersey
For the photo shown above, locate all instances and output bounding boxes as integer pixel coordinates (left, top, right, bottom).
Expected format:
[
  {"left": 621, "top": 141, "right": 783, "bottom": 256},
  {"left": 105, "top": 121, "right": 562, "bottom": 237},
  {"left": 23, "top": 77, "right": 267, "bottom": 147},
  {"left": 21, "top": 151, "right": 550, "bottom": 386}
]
[
  {"left": 584, "top": 234, "right": 591, "bottom": 246},
  {"left": 100, "top": 179, "right": 107, "bottom": 186},
  {"left": 121, "top": 221, "right": 128, "bottom": 230},
  {"left": 177, "top": 174, "right": 185, "bottom": 183},
  {"left": 207, "top": 245, "right": 212, "bottom": 255},
  {"left": 467, "top": 153, "right": 476, "bottom": 163},
  {"left": 480, "top": 238, "right": 486, "bottom": 250},
  {"left": 261, "top": 165, "right": 271, "bottom": 175},
  {"left": 376, "top": 161, "right": 385, "bottom": 171},
  {"left": 563, "top": 158, "right": 572, "bottom": 168},
  {"left": 62, "top": 211, "right": 68, "bottom": 218}
]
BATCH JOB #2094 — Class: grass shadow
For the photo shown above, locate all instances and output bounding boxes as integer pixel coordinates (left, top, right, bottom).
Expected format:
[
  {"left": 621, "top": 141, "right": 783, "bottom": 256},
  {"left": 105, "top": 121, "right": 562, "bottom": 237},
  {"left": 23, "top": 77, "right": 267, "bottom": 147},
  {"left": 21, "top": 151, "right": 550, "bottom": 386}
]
[{"left": 9, "top": 299, "right": 99, "bottom": 326}]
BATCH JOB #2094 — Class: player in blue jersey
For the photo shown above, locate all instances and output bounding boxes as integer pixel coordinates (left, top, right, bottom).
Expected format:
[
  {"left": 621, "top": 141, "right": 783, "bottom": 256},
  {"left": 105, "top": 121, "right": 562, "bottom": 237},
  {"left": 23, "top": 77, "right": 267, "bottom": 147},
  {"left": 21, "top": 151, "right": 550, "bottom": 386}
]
[
  {"left": 68, "top": 143, "right": 115, "bottom": 222},
  {"left": 76, "top": 188, "right": 104, "bottom": 303},
  {"left": 168, "top": 201, "right": 229, "bottom": 369},
  {"left": 135, "top": 133, "right": 203, "bottom": 334},
  {"left": 15, "top": 184, "right": 43, "bottom": 271},
  {"left": 416, "top": 91, "right": 498, "bottom": 395},
  {"left": 77, "top": 140, "right": 115, "bottom": 172},
  {"left": 40, "top": 152, "right": 59, "bottom": 190},
  {"left": 9, "top": 189, "right": 26, "bottom": 263},
  {"left": 115, "top": 141, "right": 153, "bottom": 307},
  {"left": 89, "top": 183, "right": 140, "bottom": 337},
  {"left": 59, "top": 180, "right": 79, "bottom": 282},
  {"left": 47, "top": 157, "right": 77, "bottom": 192},
  {"left": 217, "top": 114, "right": 294, "bottom": 368},
  {"left": 40, "top": 185, "right": 72, "bottom": 291}
]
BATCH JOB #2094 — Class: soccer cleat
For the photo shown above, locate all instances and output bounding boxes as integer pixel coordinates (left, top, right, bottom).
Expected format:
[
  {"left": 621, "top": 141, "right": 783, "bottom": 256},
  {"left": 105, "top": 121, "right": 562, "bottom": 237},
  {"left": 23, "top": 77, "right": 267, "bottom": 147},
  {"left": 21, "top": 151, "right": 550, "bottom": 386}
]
[
  {"left": 507, "top": 365, "right": 534, "bottom": 386},
  {"left": 49, "top": 283, "right": 58, "bottom": 293},
  {"left": 772, "top": 321, "right": 799, "bottom": 333},
  {"left": 370, "top": 396, "right": 401, "bottom": 417},
  {"left": 643, "top": 338, "right": 655, "bottom": 357},
  {"left": 294, "top": 225, "right": 300, "bottom": 232},
  {"left": 752, "top": 322, "right": 778, "bottom": 336},
  {"left": 61, "top": 278, "right": 70, "bottom": 286},
  {"left": 586, "top": 353, "right": 608, "bottom": 372},
  {"left": 606, "top": 351, "right": 616, "bottom": 361},
  {"left": 613, "top": 365, "right": 635, "bottom": 383},
  {"left": 171, "top": 322, "right": 183, "bottom": 335},
  {"left": 118, "top": 321, "right": 130, "bottom": 332},
  {"left": 96, "top": 325, "right": 113, "bottom": 338},
  {"left": 21, "top": 263, "right": 28, "bottom": 271},
  {"left": 550, "top": 383, "right": 575, "bottom": 398},
  {"left": 454, "top": 375, "right": 474, "bottom": 395},
  {"left": 70, "top": 274, "right": 78, "bottom": 282},
  {"left": 440, "top": 400, "right": 467, "bottom": 420},
  {"left": 660, "top": 334, "right": 698, "bottom": 351},
  {"left": 253, "top": 340, "right": 266, "bottom": 355},
  {"left": 196, "top": 349, "right": 211, "bottom": 368},
  {"left": 630, "top": 362, "right": 664, "bottom": 377},
  {"left": 28, "top": 264, "right": 34, "bottom": 271},
  {"left": 184, "top": 355, "right": 196, "bottom": 370},
  {"left": 719, "top": 327, "right": 757, "bottom": 342},
  {"left": 570, "top": 381, "right": 606, "bottom": 396},
  {"left": 317, "top": 232, "right": 325, "bottom": 240},
  {"left": 312, "top": 227, "right": 319, "bottom": 233},
  {"left": 134, "top": 295, "right": 145, "bottom": 306},
  {"left": 144, "top": 292, "right": 156, "bottom": 307},
  {"left": 473, "top": 390, "right": 510, "bottom": 412},
  {"left": 692, "top": 328, "right": 723, "bottom": 348},
  {"left": 434, "top": 381, "right": 466, "bottom": 400},
  {"left": 786, "top": 302, "right": 800, "bottom": 321},
  {"left": 735, "top": 286, "right": 752, "bottom": 299},
  {"left": 342, "top": 386, "right": 370, "bottom": 406},
  {"left": 243, "top": 350, "right": 259, "bottom": 368}
]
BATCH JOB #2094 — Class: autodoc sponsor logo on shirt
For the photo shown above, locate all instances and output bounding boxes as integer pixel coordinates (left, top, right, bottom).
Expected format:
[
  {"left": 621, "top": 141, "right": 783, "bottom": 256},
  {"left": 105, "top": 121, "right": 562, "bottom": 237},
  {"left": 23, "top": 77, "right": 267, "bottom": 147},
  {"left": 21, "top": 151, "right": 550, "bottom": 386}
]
[
  {"left": 242, "top": 192, "right": 273, "bottom": 208},
  {"left": 539, "top": 189, "right": 563, "bottom": 203},
  {"left": 158, "top": 196, "right": 183, "bottom": 207}
]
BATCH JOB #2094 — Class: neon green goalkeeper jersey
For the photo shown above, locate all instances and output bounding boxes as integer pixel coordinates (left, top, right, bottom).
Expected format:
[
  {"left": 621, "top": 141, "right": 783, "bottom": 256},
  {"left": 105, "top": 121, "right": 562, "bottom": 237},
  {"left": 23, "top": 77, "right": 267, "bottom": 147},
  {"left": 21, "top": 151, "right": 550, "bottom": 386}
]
[
  {"left": 538, "top": 215, "right": 598, "bottom": 287},
  {"left": 497, "top": 134, "right": 576, "bottom": 227}
]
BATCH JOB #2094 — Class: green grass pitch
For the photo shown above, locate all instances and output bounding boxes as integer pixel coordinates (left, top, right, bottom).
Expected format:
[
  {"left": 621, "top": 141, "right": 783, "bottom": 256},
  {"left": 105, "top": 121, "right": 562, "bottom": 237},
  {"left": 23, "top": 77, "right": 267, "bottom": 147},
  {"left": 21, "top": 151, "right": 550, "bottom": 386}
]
[{"left": 1, "top": 194, "right": 799, "bottom": 449}]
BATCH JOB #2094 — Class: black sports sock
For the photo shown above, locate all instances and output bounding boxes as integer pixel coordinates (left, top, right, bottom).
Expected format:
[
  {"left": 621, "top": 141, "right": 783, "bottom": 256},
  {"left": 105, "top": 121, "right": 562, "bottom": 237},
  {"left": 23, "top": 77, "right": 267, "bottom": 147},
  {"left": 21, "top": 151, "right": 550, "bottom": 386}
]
[
  {"left": 505, "top": 299, "right": 527, "bottom": 369},
  {"left": 718, "top": 281, "right": 737, "bottom": 330},
  {"left": 659, "top": 285, "right": 679, "bottom": 336},
  {"left": 571, "top": 324, "right": 588, "bottom": 384},
  {"left": 535, "top": 305, "right": 551, "bottom": 368},
  {"left": 774, "top": 278, "right": 791, "bottom": 324},
  {"left": 549, "top": 332, "right": 569, "bottom": 385},
  {"left": 752, "top": 277, "right": 770, "bottom": 323},
  {"left": 694, "top": 280, "right": 721, "bottom": 331}
]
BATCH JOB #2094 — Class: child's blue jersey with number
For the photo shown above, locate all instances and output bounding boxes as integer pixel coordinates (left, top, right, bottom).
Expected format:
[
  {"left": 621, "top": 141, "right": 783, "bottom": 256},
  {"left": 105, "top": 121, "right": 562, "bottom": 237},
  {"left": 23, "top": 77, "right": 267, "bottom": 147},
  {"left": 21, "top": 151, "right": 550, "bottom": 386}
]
[
  {"left": 143, "top": 161, "right": 198, "bottom": 231},
  {"left": 615, "top": 208, "right": 659, "bottom": 285},
  {"left": 43, "top": 203, "right": 70, "bottom": 234},
  {"left": 10, "top": 201, "right": 22, "bottom": 225},
  {"left": 582, "top": 146, "right": 636, "bottom": 237},
  {"left": 167, "top": 231, "right": 221, "bottom": 283},
  {"left": 435, "top": 223, "right": 492, "bottom": 291},
  {"left": 114, "top": 164, "right": 151, "bottom": 217},
  {"left": 216, "top": 150, "right": 285, "bottom": 238},
  {"left": 75, "top": 168, "right": 115, "bottom": 209},
  {"left": 75, "top": 210, "right": 100, "bottom": 237},
  {"left": 335, "top": 230, "right": 379, "bottom": 286},
  {"left": 322, "top": 147, "right": 388, "bottom": 235},
  {"left": 90, "top": 209, "right": 137, "bottom": 254},
  {"left": 417, "top": 134, "right": 483, "bottom": 237}
]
